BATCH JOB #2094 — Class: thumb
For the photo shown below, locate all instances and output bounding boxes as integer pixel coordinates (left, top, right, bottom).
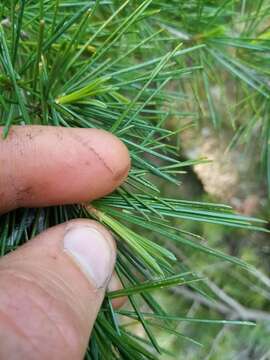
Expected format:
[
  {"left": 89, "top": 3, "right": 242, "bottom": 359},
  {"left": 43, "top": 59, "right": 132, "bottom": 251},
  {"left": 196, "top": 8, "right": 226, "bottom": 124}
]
[{"left": 0, "top": 219, "right": 116, "bottom": 360}]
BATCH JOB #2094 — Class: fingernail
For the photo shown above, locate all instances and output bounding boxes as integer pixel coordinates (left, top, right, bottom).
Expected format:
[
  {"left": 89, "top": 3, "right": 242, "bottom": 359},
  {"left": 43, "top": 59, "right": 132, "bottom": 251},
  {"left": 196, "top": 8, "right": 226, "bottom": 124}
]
[{"left": 63, "top": 226, "right": 115, "bottom": 289}]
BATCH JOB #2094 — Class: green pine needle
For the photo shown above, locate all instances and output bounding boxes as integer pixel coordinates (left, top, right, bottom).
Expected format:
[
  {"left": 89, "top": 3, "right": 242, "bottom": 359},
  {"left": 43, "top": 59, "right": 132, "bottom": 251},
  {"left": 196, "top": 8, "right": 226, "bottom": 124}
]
[{"left": 0, "top": 1, "right": 268, "bottom": 358}]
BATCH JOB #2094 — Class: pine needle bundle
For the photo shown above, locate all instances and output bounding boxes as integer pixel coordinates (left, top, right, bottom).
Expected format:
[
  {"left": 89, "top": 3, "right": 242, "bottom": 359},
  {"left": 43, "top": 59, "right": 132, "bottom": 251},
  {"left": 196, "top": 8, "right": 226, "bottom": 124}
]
[
  {"left": 0, "top": 1, "right": 268, "bottom": 358},
  {"left": 141, "top": 0, "right": 270, "bottom": 195}
]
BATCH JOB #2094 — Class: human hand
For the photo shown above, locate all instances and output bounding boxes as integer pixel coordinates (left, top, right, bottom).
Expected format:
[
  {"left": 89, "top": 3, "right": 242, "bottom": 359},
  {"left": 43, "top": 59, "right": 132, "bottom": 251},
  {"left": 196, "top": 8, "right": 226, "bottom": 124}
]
[{"left": 0, "top": 126, "right": 130, "bottom": 359}]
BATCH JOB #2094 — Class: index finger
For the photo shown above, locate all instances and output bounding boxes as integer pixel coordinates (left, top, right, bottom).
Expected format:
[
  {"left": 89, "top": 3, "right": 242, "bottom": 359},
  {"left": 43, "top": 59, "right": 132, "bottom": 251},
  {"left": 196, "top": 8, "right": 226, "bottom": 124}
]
[{"left": 0, "top": 126, "right": 130, "bottom": 214}]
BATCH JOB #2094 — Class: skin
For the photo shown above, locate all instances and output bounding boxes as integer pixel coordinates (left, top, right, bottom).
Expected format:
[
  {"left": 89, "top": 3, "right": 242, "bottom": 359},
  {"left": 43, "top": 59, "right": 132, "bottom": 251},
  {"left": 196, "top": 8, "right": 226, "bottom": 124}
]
[{"left": 0, "top": 126, "right": 130, "bottom": 359}]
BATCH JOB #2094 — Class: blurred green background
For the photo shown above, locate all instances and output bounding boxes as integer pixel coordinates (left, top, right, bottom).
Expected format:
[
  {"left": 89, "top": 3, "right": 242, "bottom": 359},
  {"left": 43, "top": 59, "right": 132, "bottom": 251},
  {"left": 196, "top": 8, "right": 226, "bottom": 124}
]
[
  {"left": 126, "top": 140, "right": 270, "bottom": 358},
  {"left": 135, "top": 101, "right": 270, "bottom": 359}
]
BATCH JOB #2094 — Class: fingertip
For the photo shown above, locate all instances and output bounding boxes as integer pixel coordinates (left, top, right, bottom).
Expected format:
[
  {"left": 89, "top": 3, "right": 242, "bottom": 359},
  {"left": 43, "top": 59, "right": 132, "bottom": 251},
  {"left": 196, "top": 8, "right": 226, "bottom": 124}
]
[
  {"left": 86, "top": 129, "right": 131, "bottom": 185},
  {"left": 0, "top": 126, "right": 131, "bottom": 212}
]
